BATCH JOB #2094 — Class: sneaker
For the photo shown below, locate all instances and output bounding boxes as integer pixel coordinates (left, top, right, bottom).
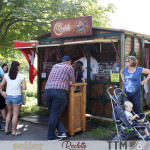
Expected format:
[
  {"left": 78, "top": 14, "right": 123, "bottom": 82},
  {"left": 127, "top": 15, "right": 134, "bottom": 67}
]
[
  {"left": 48, "top": 137, "right": 62, "bottom": 142},
  {"left": 56, "top": 132, "right": 67, "bottom": 138},
  {"left": 144, "top": 136, "right": 150, "bottom": 141},
  {"left": 0, "top": 126, "right": 5, "bottom": 131}
]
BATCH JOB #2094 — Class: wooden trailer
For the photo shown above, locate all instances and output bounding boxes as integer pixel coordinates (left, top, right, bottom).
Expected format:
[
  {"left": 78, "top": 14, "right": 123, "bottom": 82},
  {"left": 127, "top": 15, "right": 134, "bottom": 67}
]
[{"left": 34, "top": 16, "right": 150, "bottom": 121}]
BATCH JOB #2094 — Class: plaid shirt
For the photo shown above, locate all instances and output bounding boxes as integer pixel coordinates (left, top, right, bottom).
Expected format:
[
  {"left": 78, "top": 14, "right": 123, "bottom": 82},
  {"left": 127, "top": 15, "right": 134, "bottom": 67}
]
[{"left": 45, "top": 62, "right": 75, "bottom": 91}]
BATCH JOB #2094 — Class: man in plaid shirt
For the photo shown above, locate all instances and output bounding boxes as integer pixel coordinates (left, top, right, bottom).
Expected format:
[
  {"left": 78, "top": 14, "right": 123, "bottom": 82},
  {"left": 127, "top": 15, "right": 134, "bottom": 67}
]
[{"left": 45, "top": 56, "right": 75, "bottom": 141}]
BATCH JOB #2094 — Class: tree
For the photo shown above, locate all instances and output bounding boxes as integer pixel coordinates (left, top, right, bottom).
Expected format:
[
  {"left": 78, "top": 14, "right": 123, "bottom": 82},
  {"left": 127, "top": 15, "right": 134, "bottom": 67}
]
[{"left": 0, "top": 0, "right": 115, "bottom": 59}]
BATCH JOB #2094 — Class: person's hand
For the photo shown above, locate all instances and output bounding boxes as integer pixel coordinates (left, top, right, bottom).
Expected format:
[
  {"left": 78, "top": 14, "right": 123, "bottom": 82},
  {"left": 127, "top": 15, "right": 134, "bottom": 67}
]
[
  {"left": 69, "top": 81, "right": 73, "bottom": 85},
  {"left": 135, "top": 114, "right": 139, "bottom": 118},
  {"left": 141, "top": 80, "right": 147, "bottom": 85},
  {"left": 1, "top": 91, "right": 7, "bottom": 98}
]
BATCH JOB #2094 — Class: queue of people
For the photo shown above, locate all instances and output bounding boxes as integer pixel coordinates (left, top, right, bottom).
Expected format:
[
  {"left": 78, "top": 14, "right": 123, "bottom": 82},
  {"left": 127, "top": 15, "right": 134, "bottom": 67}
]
[
  {"left": 0, "top": 55, "right": 86, "bottom": 139},
  {"left": 0, "top": 58, "right": 5, "bottom": 131},
  {"left": 0, "top": 60, "right": 27, "bottom": 135},
  {"left": 0, "top": 63, "right": 8, "bottom": 123}
]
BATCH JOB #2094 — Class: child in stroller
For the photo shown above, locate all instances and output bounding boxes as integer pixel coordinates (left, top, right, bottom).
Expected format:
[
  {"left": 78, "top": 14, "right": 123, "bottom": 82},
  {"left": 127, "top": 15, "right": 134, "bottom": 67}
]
[
  {"left": 124, "top": 101, "right": 150, "bottom": 140},
  {"left": 107, "top": 86, "right": 150, "bottom": 141}
]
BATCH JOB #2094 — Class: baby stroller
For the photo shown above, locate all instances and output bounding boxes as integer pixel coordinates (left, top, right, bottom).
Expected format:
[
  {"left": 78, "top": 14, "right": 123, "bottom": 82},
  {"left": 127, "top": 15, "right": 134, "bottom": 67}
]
[{"left": 107, "top": 86, "right": 149, "bottom": 141}]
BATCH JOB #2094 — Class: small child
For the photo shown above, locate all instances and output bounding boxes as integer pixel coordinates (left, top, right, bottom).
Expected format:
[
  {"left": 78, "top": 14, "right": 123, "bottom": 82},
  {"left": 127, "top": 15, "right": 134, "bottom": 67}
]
[
  {"left": 74, "top": 61, "right": 85, "bottom": 83},
  {"left": 124, "top": 101, "right": 150, "bottom": 140},
  {"left": 74, "top": 61, "right": 85, "bottom": 92}
]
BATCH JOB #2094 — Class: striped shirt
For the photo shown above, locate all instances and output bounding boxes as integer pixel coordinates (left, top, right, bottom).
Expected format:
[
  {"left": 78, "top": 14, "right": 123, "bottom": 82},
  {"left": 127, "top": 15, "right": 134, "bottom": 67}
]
[{"left": 45, "top": 62, "right": 75, "bottom": 91}]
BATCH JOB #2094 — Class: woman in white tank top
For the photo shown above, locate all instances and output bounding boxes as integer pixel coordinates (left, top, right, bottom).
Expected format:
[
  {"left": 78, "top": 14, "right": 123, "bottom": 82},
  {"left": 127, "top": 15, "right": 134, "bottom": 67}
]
[{"left": 0, "top": 61, "right": 27, "bottom": 135}]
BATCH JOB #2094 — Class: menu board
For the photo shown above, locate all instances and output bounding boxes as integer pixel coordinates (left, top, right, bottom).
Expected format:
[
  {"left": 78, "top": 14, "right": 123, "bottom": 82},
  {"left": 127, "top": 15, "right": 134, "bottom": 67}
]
[{"left": 93, "top": 62, "right": 119, "bottom": 82}]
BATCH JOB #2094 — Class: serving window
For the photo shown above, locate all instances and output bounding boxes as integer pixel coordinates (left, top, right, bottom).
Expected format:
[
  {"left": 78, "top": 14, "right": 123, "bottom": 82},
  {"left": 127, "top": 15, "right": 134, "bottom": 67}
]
[
  {"left": 39, "top": 41, "right": 120, "bottom": 83},
  {"left": 90, "top": 42, "right": 120, "bottom": 82}
]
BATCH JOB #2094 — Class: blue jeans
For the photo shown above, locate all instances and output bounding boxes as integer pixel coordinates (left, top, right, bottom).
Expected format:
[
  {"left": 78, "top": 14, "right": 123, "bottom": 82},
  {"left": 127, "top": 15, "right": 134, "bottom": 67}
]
[
  {"left": 127, "top": 88, "right": 141, "bottom": 114},
  {"left": 5, "top": 95, "right": 22, "bottom": 105},
  {"left": 45, "top": 89, "right": 67, "bottom": 140}
]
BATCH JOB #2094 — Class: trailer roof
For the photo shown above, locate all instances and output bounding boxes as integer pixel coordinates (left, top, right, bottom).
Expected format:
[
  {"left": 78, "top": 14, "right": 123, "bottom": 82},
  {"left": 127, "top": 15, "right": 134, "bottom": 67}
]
[{"left": 33, "top": 26, "right": 150, "bottom": 40}]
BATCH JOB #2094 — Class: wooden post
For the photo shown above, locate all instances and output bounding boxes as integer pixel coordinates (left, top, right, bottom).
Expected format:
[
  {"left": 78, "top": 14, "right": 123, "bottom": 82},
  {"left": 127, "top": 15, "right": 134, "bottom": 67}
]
[
  {"left": 80, "top": 87, "right": 83, "bottom": 131},
  {"left": 121, "top": 33, "right": 125, "bottom": 89},
  {"left": 82, "top": 84, "right": 86, "bottom": 131},
  {"left": 68, "top": 83, "right": 87, "bottom": 136},
  {"left": 68, "top": 86, "right": 75, "bottom": 136}
]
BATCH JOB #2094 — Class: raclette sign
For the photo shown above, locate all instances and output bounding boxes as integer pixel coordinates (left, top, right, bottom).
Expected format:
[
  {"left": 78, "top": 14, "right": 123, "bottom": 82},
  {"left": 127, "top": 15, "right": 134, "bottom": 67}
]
[{"left": 51, "top": 16, "right": 92, "bottom": 38}]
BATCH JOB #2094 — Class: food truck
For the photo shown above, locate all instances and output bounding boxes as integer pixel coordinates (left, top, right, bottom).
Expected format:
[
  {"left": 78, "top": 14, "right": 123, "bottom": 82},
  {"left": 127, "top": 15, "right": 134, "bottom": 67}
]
[{"left": 15, "top": 16, "right": 150, "bottom": 126}]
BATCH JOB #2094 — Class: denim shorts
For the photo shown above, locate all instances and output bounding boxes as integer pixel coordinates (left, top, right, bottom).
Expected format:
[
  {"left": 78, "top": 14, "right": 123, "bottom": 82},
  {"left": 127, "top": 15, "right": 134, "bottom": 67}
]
[{"left": 5, "top": 95, "right": 22, "bottom": 105}]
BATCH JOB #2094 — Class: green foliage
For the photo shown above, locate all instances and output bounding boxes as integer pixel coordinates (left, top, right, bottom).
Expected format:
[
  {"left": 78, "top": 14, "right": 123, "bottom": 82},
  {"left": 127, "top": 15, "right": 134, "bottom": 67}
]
[
  {"left": 23, "top": 76, "right": 38, "bottom": 97},
  {"left": 146, "top": 113, "right": 150, "bottom": 122},
  {"left": 0, "top": 52, "right": 29, "bottom": 75},
  {"left": 0, "top": 0, "right": 115, "bottom": 59}
]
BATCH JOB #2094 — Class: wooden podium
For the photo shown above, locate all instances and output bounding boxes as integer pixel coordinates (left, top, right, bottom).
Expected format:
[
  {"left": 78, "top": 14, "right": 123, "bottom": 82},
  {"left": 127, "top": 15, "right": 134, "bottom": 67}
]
[{"left": 60, "top": 82, "right": 87, "bottom": 136}]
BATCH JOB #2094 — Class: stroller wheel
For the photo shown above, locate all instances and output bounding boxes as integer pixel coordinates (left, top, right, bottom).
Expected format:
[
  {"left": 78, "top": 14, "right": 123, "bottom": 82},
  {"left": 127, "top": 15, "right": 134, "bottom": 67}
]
[
  {"left": 129, "top": 141, "right": 145, "bottom": 150},
  {"left": 120, "top": 134, "right": 129, "bottom": 140}
]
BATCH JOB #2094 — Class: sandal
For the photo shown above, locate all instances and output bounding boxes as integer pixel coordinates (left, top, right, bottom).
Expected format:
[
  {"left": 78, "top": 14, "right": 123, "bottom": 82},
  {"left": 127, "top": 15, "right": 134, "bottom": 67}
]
[
  {"left": 5, "top": 131, "right": 11, "bottom": 135},
  {"left": 12, "top": 131, "right": 22, "bottom": 136}
]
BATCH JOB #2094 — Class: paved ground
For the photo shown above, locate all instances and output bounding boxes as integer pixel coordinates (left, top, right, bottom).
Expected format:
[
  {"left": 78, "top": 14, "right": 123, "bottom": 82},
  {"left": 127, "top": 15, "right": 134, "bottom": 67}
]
[
  {"left": 0, "top": 120, "right": 47, "bottom": 141},
  {"left": 0, "top": 116, "right": 146, "bottom": 141},
  {"left": 0, "top": 116, "right": 101, "bottom": 141}
]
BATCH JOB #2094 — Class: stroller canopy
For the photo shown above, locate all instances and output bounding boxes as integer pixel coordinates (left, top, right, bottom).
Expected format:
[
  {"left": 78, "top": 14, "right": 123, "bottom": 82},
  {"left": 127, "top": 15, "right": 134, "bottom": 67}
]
[{"left": 114, "top": 88, "right": 128, "bottom": 105}]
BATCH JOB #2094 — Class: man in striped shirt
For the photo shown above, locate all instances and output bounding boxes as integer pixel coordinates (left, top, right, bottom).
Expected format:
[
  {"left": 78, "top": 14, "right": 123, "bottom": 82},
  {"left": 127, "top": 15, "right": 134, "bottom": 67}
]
[{"left": 45, "top": 56, "right": 75, "bottom": 141}]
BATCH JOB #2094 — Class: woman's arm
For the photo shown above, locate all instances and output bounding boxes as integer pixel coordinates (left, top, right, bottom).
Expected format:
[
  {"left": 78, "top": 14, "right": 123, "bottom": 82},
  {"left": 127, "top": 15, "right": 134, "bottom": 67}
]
[
  {"left": 0, "top": 78, "right": 6, "bottom": 89},
  {"left": 141, "top": 68, "right": 150, "bottom": 85},
  {"left": 81, "top": 78, "right": 85, "bottom": 83},
  {"left": 120, "top": 68, "right": 124, "bottom": 83},
  {"left": 21, "top": 78, "right": 27, "bottom": 90},
  {"left": 0, "top": 78, "right": 7, "bottom": 98}
]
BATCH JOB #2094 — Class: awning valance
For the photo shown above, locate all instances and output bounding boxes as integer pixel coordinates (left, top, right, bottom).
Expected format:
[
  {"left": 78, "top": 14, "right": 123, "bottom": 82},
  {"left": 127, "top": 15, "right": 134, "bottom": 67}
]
[{"left": 14, "top": 39, "right": 118, "bottom": 49}]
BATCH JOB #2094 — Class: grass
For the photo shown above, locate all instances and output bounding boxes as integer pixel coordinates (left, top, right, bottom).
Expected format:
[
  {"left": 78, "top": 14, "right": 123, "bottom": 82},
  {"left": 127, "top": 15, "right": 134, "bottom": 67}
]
[
  {"left": 85, "top": 113, "right": 150, "bottom": 139},
  {"left": 146, "top": 113, "right": 150, "bottom": 122},
  {"left": 86, "top": 119, "right": 116, "bottom": 139},
  {"left": 20, "top": 77, "right": 49, "bottom": 117}
]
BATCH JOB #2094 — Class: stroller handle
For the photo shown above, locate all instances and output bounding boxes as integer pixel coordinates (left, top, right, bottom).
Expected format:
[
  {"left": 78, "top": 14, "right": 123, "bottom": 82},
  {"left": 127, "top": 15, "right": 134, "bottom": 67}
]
[
  {"left": 107, "top": 85, "right": 118, "bottom": 95},
  {"left": 107, "top": 86, "right": 112, "bottom": 93},
  {"left": 107, "top": 86, "right": 113, "bottom": 96}
]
